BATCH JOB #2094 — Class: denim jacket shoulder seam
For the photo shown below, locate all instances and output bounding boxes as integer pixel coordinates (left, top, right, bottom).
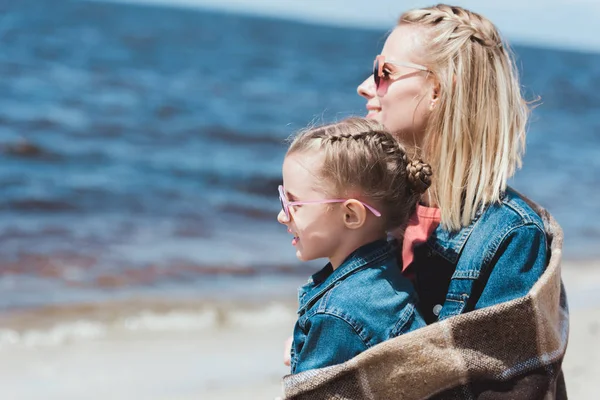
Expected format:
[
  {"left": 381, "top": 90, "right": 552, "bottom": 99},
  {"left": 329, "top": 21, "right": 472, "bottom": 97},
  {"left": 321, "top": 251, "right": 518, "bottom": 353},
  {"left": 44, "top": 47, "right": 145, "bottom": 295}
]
[
  {"left": 312, "top": 309, "right": 370, "bottom": 348},
  {"left": 478, "top": 221, "right": 547, "bottom": 276},
  {"left": 502, "top": 198, "right": 545, "bottom": 231},
  {"left": 431, "top": 198, "right": 544, "bottom": 265},
  {"left": 449, "top": 219, "right": 546, "bottom": 280}
]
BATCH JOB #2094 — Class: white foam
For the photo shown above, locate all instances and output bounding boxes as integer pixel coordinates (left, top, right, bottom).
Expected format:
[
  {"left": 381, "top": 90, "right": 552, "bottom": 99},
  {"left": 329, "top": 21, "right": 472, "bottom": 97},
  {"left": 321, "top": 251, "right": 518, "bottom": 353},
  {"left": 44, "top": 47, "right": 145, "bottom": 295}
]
[
  {"left": 121, "top": 309, "right": 218, "bottom": 331},
  {"left": 0, "top": 321, "right": 107, "bottom": 348},
  {"left": 229, "top": 303, "right": 295, "bottom": 328},
  {"left": 0, "top": 303, "right": 296, "bottom": 349}
]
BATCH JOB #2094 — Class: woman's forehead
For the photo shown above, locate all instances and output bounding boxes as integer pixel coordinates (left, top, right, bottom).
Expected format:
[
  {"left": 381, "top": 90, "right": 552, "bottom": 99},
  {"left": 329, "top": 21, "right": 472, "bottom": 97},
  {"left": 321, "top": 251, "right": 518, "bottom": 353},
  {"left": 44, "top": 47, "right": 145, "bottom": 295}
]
[{"left": 382, "top": 25, "right": 424, "bottom": 60}]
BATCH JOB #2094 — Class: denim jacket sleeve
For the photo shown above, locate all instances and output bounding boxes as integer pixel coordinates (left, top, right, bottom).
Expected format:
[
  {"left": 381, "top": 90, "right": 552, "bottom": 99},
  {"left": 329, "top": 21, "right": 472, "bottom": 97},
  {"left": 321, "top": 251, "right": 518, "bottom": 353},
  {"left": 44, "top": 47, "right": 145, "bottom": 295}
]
[
  {"left": 473, "top": 223, "right": 547, "bottom": 310},
  {"left": 292, "top": 312, "right": 368, "bottom": 374}
]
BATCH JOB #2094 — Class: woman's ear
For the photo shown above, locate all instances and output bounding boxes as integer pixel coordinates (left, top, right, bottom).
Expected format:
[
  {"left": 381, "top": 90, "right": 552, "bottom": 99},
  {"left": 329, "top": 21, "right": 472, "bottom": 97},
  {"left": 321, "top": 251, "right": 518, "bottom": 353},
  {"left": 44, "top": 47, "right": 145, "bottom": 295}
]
[
  {"left": 342, "top": 200, "right": 367, "bottom": 230},
  {"left": 430, "top": 79, "right": 441, "bottom": 110}
]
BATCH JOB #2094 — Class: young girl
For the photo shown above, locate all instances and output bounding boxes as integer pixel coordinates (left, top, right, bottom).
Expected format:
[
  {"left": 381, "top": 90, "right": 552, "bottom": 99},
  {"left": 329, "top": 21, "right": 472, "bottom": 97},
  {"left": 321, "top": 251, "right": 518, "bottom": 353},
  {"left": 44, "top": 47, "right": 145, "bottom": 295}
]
[{"left": 277, "top": 117, "right": 430, "bottom": 373}]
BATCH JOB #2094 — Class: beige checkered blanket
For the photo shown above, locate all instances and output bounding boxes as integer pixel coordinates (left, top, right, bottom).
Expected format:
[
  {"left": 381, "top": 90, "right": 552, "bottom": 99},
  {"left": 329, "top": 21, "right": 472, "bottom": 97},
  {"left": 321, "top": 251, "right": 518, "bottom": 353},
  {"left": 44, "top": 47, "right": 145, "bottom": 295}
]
[{"left": 282, "top": 204, "right": 568, "bottom": 399}]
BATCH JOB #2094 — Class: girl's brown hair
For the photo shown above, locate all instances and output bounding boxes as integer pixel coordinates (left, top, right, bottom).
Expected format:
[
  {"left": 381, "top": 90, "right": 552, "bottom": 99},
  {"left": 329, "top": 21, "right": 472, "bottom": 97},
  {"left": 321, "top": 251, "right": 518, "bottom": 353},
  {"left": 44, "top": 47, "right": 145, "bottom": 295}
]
[{"left": 287, "top": 117, "right": 431, "bottom": 230}]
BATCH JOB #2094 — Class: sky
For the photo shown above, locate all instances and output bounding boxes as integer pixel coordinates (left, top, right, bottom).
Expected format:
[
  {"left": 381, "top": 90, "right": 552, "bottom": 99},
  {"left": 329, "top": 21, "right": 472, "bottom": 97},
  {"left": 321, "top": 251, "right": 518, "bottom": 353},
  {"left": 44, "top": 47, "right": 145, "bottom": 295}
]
[{"left": 93, "top": 0, "right": 600, "bottom": 53}]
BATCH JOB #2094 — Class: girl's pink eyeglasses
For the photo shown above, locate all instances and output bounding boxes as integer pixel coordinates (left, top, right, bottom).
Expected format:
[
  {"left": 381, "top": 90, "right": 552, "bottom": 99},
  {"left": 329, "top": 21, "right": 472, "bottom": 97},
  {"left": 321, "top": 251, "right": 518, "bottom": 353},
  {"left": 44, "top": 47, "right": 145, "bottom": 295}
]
[{"left": 278, "top": 185, "right": 381, "bottom": 221}]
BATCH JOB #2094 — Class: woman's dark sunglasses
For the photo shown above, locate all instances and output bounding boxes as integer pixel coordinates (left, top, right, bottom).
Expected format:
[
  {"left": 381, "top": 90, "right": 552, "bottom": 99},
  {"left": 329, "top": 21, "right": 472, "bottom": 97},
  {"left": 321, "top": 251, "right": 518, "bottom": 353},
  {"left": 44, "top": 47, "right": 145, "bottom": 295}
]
[{"left": 373, "top": 55, "right": 429, "bottom": 88}]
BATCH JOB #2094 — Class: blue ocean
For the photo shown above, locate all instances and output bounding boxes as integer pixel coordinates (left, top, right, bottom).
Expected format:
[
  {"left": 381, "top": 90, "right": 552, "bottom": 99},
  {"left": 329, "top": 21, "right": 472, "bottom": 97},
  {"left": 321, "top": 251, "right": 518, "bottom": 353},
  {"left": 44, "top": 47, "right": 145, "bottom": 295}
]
[{"left": 1, "top": 0, "right": 599, "bottom": 311}]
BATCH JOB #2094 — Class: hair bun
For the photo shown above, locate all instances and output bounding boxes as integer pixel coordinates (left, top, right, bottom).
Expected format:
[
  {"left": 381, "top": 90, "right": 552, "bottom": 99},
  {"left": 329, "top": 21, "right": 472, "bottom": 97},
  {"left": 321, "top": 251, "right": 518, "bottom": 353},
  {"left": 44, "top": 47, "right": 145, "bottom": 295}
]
[{"left": 406, "top": 160, "right": 432, "bottom": 194}]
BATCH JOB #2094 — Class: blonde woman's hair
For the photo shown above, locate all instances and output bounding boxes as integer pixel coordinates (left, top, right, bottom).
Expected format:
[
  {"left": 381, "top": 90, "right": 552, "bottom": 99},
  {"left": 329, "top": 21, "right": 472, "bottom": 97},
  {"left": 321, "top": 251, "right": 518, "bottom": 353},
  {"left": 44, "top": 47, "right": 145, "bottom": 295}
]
[
  {"left": 399, "top": 4, "right": 530, "bottom": 230},
  {"left": 287, "top": 117, "right": 432, "bottom": 231}
]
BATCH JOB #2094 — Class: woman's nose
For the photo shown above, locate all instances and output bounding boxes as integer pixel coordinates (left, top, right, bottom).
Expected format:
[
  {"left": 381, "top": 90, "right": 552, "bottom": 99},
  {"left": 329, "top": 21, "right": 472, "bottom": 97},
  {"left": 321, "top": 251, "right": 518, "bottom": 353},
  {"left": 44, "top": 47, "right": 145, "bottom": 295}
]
[{"left": 357, "top": 74, "right": 376, "bottom": 99}]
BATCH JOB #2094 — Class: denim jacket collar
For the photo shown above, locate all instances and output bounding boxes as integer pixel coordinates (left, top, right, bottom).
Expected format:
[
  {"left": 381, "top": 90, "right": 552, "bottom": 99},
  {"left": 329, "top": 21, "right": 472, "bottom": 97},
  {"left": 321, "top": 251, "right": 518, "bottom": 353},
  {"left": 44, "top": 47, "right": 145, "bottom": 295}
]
[
  {"left": 427, "top": 191, "right": 511, "bottom": 264},
  {"left": 298, "top": 239, "right": 393, "bottom": 314},
  {"left": 427, "top": 216, "right": 479, "bottom": 264}
]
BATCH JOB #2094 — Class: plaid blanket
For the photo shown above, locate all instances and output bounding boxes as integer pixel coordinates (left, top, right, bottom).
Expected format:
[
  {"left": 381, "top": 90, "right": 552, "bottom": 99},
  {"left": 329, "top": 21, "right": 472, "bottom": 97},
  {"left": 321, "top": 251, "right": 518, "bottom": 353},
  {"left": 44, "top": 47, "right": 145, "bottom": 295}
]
[{"left": 282, "top": 204, "right": 569, "bottom": 399}]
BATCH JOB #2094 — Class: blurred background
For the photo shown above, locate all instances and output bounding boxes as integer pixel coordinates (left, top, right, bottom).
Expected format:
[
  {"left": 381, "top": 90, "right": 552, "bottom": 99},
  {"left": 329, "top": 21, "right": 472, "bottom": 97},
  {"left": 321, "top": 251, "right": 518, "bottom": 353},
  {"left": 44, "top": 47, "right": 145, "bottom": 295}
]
[{"left": 0, "top": 0, "right": 598, "bottom": 399}]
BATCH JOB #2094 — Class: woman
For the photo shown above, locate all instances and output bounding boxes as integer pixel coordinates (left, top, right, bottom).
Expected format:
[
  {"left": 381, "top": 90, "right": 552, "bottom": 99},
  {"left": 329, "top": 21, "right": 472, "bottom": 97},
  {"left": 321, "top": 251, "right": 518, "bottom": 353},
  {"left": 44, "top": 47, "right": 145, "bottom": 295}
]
[
  {"left": 358, "top": 4, "right": 546, "bottom": 324},
  {"left": 282, "top": 5, "right": 568, "bottom": 399}
]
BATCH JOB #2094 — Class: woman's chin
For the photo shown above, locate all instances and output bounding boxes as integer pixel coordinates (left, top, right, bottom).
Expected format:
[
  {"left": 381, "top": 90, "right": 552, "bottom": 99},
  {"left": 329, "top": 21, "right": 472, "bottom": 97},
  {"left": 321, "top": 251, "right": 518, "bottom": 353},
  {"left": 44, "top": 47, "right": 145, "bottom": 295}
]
[{"left": 366, "top": 110, "right": 380, "bottom": 119}]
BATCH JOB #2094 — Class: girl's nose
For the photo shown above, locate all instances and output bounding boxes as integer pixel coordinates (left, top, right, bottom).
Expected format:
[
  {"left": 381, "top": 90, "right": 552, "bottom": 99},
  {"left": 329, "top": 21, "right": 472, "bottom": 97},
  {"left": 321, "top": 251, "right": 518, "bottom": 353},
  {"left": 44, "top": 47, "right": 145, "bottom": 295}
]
[
  {"left": 357, "top": 74, "right": 376, "bottom": 99},
  {"left": 277, "top": 209, "right": 289, "bottom": 224}
]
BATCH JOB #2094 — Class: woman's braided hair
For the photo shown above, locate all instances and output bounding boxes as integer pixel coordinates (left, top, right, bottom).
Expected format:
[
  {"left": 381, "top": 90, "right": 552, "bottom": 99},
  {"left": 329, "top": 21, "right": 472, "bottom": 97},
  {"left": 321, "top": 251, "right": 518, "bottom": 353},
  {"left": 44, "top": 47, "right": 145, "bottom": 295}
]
[
  {"left": 397, "top": 4, "right": 530, "bottom": 230},
  {"left": 401, "top": 4, "right": 503, "bottom": 48},
  {"left": 287, "top": 117, "right": 431, "bottom": 230}
]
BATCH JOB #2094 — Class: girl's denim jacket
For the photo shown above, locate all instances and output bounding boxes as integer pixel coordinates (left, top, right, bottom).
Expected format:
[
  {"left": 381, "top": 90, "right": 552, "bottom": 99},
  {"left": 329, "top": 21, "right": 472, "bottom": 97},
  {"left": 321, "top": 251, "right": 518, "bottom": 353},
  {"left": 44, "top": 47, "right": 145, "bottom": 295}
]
[
  {"left": 411, "top": 187, "right": 549, "bottom": 324},
  {"left": 291, "top": 239, "right": 426, "bottom": 374}
]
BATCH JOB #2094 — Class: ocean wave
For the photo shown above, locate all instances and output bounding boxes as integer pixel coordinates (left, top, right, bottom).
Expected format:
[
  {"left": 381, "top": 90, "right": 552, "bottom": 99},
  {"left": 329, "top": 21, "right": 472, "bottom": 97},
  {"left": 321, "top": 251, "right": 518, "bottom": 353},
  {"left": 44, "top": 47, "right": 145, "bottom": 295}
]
[
  {"left": 234, "top": 176, "right": 280, "bottom": 198},
  {"left": 7, "top": 199, "right": 79, "bottom": 212},
  {"left": 203, "top": 125, "right": 285, "bottom": 146},
  {"left": 217, "top": 203, "right": 275, "bottom": 220},
  {"left": 1, "top": 0, "right": 598, "bottom": 321},
  {"left": 1, "top": 140, "right": 60, "bottom": 160},
  {"left": 0, "top": 249, "right": 304, "bottom": 291},
  {"left": 0, "top": 302, "right": 296, "bottom": 348}
]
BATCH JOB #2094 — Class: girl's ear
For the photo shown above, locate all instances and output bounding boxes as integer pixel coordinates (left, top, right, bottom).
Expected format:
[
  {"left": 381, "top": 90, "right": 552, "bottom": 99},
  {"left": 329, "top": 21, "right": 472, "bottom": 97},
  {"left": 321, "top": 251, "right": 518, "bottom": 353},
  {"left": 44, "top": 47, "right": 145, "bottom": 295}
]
[{"left": 342, "top": 200, "right": 367, "bottom": 230}]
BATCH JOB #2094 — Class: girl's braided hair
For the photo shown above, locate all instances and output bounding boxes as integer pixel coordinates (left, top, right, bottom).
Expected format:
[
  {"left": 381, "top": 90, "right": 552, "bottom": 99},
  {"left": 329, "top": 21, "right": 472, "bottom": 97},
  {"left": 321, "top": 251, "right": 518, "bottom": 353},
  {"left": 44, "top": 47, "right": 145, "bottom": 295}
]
[{"left": 287, "top": 117, "right": 431, "bottom": 230}]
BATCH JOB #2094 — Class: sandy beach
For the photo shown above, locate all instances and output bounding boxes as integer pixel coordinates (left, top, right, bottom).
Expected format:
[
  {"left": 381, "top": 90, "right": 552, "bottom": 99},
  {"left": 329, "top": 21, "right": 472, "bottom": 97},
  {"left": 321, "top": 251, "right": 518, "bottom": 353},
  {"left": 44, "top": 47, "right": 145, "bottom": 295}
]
[
  {"left": 0, "top": 261, "right": 597, "bottom": 400},
  {"left": 557, "top": 261, "right": 600, "bottom": 399},
  {"left": 0, "top": 326, "right": 292, "bottom": 400},
  {"left": 0, "top": 300, "right": 296, "bottom": 400}
]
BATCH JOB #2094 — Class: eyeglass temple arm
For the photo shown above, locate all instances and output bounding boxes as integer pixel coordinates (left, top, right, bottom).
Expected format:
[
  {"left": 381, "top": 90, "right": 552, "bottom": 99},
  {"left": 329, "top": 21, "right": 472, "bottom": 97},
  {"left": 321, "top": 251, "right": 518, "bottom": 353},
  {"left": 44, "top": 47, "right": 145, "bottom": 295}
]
[
  {"left": 288, "top": 199, "right": 381, "bottom": 217},
  {"left": 387, "top": 60, "right": 429, "bottom": 71}
]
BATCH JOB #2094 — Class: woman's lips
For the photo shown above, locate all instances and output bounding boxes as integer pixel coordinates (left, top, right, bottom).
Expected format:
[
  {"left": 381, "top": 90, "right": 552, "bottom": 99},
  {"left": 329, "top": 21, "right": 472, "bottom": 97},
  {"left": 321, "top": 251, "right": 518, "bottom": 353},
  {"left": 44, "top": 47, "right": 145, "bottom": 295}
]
[{"left": 366, "top": 107, "right": 381, "bottom": 119}]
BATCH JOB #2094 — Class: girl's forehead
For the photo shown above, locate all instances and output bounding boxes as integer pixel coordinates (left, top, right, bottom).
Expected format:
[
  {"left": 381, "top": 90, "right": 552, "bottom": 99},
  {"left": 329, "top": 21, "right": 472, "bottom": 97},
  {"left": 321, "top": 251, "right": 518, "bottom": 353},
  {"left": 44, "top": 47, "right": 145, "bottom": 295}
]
[{"left": 282, "top": 152, "right": 325, "bottom": 193}]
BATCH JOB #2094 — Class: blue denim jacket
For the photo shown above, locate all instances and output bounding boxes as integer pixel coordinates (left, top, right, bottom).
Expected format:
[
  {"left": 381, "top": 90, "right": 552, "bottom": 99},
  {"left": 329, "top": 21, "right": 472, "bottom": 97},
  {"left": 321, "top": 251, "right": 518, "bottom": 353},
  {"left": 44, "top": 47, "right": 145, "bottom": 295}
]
[
  {"left": 411, "top": 187, "right": 548, "bottom": 324},
  {"left": 291, "top": 239, "right": 426, "bottom": 374}
]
